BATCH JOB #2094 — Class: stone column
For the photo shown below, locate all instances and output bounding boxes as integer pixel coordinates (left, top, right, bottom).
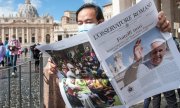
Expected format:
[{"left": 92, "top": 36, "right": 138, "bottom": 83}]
[
  {"left": 50, "top": 28, "right": 54, "bottom": 43},
  {"left": 35, "top": 28, "right": 38, "bottom": 43},
  {"left": 26, "top": 27, "right": 30, "bottom": 44},
  {"left": 16, "top": 28, "right": 18, "bottom": 39},
  {"left": 9, "top": 28, "right": 11, "bottom": 39},
  {"left": 2, "top": 27, "right": 5, "bottom": 42},
  {"left": 22, "top": 28, "right": 25, "bottom": 44},
  {"left": 162, "top": 0, "right": 179, "bottom": 37},
  {"left": 41, "top": 28, "right": 45, "bottom": 43},
  {"left": 11, "top": 28, "right": 13, "bottom": 36},
  {"left": 154, "top": 0, "right": 161, "bottom": 12},
  {"left": 112, "top": 0, "right": 132, "bottom": 16},
  {"left": 112, "top": 0, "right": 120, "bottom": 16},
  {"left": 136, "top": 0, "right": 141, "bottom": 3},
  {"left": 28, "top": 28, "right": 33, "bottom": 44},
  {"left": 120, "top": 0, "right": 132, "bottom": 12},
  {"left": 161, "top": 0, "right": 172, "bottom": 25}
]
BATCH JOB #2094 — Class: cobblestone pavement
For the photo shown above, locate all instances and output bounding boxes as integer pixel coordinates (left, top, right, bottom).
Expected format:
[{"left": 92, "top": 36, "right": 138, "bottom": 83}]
[{"left": 0, "top": 56, "right": 48, "bottom": 108}]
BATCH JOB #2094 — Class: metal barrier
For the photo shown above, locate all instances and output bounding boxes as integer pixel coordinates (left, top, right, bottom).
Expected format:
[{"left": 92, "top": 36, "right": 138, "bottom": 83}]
[{"left": 0, "top": 55, "right": 44, "bottom": 108}]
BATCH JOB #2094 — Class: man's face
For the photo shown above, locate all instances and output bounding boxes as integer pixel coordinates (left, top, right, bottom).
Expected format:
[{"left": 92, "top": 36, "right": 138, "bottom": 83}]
[
  {"left": 77, "top": 8, "right": 98, "bottom": 25},
  {"left": 150, "top": 42, "right": 166, "bottom": 65}
]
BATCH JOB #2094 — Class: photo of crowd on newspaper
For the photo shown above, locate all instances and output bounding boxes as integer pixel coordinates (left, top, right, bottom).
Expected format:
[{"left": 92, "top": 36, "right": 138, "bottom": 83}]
[
  {"left": 106, "top": 28, "right": 173, "bottom": 90},
  {"left": 46, "top": 42, "right": 122, "bottom": 108}
]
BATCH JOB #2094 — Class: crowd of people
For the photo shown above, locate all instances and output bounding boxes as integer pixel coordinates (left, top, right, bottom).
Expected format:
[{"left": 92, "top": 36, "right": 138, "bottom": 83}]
[
  {"left": 0, "top": 35, "right": 22, "bottom": 76},
  {"left": 46, "top": 45, "right": 121, "bottom": 107},
  {"left": 0, "top": 35, "right": 41, "bottom": 76}
]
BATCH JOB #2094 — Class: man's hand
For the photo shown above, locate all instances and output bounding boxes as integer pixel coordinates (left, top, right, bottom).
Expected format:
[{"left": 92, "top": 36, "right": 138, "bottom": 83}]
[
  {"left": 157, "top": 11, "right": 171, "bottom": 32},
  {"left": 44, "top": 58, "right": 57, "bottom": 74},
  {"left": 133, "top": 39, "right": 143, "bottom": 62}
]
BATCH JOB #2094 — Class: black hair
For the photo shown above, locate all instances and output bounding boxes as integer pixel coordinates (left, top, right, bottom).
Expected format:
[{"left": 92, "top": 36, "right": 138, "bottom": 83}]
[{"left": 76, "top": 3, "right": 104, "bottom": 22}]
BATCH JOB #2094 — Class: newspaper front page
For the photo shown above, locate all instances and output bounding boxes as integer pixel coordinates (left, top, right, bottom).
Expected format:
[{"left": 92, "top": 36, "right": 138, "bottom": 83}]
[{"left": 87, "top": 0, "right": 180, "bottom": 107}]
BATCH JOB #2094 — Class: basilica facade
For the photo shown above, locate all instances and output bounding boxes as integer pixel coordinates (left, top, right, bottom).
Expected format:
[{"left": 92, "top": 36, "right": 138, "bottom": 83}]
[{"left": 0, "top": 0, "right": 54, "bottom": 46}]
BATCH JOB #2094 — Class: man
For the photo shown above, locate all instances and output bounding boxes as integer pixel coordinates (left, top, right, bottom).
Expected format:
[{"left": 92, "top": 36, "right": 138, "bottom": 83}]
[
  {"left": 173, "top": 37, "right": 180, "bottom": 52},
  {"left": 8, "top": 35, "right": 21, "bottom": 77},
  {"left": 30, "top": 43, "right": 41, "bottom": 72},
  {"left": 4, "top": 37, "right": 10, "bottom": 66},
  {"left": 43, "top": 3, "right": 171, "bottom": 107},
  {"left": 0, "top": 42, "right": 6, "bottom": 67},
  {"left": 23, "top": 47, "right": 28, "bottom": 57}
]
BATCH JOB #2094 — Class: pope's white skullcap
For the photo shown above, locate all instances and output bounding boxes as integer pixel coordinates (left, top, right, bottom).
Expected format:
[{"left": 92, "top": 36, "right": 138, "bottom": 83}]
[{"left": 151, "top": 38, "right": 165, "bottom": 44}]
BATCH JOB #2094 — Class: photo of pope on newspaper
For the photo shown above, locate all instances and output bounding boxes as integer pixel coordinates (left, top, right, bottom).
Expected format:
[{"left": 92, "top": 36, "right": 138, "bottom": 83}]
[
  {"left": 46, "top": 42, "right": 122, "bottom": 108},
  {"left": 105, "top": 28, "right": 174, "bottom": 91}
]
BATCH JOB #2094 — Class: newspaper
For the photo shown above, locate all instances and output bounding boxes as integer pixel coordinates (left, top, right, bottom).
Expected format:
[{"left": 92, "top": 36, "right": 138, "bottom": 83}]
[
  {"left": 87, "top": 0, "right": 180, "bottom": 107},
  {"left": 37, "top": 33, "right": 125, "bottom": 108},
  {"left": 37, "top": 0, "right": 180, "bottom": 107}
]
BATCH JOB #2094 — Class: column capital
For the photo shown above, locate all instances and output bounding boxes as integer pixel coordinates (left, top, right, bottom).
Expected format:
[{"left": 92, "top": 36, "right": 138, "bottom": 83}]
[{"left": 22, "top": 28, "right": 25, "bottom": 44}]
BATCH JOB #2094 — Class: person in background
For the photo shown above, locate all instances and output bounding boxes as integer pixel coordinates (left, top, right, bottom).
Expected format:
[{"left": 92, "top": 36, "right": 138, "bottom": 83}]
[
  {"left": 8, "top": 35, "right": 21, "bottom": 77},
  {"left": 30, "top": 43, "right": 41, "bottom": 72},
  {"left": 0, "top": 42, "right": 6, "bottom": 67},
  {"left": 43, "top": 3, "right": 172, "bottom": 107},
  {"left": 23, "top": 47, "right": 28, "bottom": 57},
  {"left": 173, "top": 37, "right": 180, "bottom": 52},
  {"left": 30, "top": 44, "right": 36, "bottom": 57},
  {"left": 172, "top": 33, "right": 180, "bottom": 108},
  {"left": 4, "top": 37, "right": 11, "bottom": 66},
  {"left": 17, "top": 48, "right": 23, "bottom": 58}
]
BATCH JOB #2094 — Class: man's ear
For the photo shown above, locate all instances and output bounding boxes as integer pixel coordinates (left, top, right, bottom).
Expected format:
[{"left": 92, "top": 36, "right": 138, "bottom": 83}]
[{"left": 98, "top": 19, "right": 104, "bottom": 24}]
